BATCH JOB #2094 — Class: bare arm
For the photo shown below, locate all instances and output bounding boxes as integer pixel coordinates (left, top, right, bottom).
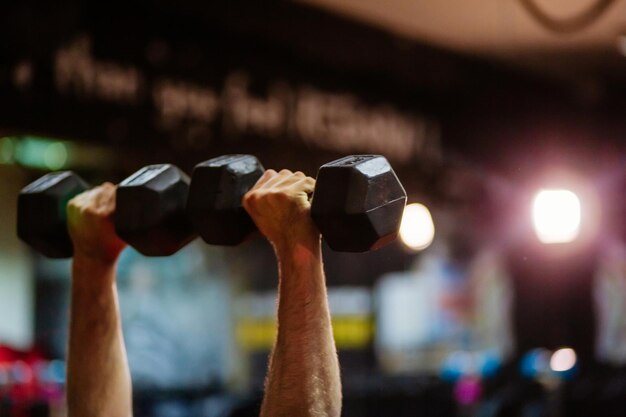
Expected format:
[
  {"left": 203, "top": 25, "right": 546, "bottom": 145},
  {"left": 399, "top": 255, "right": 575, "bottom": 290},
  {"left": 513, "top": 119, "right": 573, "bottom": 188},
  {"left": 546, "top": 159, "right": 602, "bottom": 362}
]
[
  {"left": 66, "top": 184, "right": 132, "bottom": 417},
  {"left": 244, "top": 170, "right": 342, "bottom": 417}
]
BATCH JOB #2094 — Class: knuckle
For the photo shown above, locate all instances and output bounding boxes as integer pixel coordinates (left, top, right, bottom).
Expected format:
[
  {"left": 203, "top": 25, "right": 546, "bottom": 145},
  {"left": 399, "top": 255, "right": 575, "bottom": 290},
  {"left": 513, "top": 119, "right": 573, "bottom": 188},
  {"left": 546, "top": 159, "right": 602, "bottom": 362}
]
[
  {"left": 268, "top": 190, "right": 288, "bottom": 201},
  {"left": 243, "top": 191, "right": 260, "bottom": 206},
  {"left": 80, "top": 204, "right": 94, "bottom": 215},
  {"left": 243, "top": 191, "right": 255, "bottom": 203},
  {"left": 99, "top": 182, "right": 114, "bottom": 192}
]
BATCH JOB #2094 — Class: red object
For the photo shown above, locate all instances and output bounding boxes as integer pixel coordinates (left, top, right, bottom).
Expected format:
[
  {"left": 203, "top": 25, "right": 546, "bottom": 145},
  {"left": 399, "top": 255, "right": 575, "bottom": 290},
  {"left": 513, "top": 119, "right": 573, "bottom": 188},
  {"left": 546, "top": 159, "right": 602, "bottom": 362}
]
[{"left": 0, "top": 344, "right": 59, "bottom": 417}]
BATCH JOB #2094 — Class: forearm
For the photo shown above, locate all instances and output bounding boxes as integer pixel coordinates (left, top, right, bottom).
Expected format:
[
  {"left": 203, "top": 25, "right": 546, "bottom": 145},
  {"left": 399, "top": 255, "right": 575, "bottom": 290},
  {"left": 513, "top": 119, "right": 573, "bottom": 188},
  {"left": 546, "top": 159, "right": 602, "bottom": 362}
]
[
  {"left": 67, "top": 256, "right": 132, "bottom": 417},
  {"left": 261, "top": 237, "right": 342, "bottom": 417}
]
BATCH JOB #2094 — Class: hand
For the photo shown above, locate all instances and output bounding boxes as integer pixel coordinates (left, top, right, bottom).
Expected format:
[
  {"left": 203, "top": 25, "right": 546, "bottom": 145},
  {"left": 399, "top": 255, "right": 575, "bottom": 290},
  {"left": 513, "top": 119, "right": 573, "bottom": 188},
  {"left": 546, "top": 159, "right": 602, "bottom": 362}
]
[
  {"left": 67, "top": 183, "right": 126, "bottom": 263},
  {"left": 243, "top": 169, "right": 319, "bottom": 250}
]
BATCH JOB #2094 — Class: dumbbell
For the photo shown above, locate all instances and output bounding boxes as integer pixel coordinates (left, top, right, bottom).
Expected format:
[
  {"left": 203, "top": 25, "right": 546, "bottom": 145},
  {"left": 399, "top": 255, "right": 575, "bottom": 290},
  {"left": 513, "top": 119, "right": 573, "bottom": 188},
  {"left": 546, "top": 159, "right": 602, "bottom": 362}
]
[
  {"left": 186, "top": 154, "right": 407, "bottom": 252},
  {"left": 17, "top": 164, "right": 195, "bottom": 258}
]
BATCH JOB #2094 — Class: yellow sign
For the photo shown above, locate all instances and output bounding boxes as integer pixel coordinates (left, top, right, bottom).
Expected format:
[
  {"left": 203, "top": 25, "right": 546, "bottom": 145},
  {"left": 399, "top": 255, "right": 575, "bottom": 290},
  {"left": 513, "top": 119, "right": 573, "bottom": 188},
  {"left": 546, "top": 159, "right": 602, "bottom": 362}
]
[{"left": 236, "top": 316, "right": 375, "bottom": 351}]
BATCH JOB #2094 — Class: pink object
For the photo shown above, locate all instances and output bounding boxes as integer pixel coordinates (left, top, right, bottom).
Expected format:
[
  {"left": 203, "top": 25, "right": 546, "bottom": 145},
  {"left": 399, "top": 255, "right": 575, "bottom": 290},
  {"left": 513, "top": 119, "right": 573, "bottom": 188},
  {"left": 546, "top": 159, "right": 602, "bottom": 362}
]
[{"left": 454, "top": 376, "right": 482, "bottom": 405}]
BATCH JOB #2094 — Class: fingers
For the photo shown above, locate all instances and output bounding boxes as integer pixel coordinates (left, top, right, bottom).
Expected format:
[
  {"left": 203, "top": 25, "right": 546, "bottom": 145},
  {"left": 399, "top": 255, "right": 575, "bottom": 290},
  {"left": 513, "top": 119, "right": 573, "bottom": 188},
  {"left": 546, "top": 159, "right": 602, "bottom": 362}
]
[
  {"left": 68, "top": 183, "right": 117, "bottom": 217},
  {"left": 253, "top": 169, "right": 278, "bottom": 189},
  {"left": 243, "top": 170, "right": 315, "bottom": 212},
  {"left": 288, "top": 176, "right": 315, "bottom": 195},
  {"left": 254, "top": 169, "right": 310, "bottom": 190},
  {"left": 94, "top": 183, "right": 117, "bottom": 217},
  {"left": 259, "top": 169, "right": 295, "bottom": 189}
]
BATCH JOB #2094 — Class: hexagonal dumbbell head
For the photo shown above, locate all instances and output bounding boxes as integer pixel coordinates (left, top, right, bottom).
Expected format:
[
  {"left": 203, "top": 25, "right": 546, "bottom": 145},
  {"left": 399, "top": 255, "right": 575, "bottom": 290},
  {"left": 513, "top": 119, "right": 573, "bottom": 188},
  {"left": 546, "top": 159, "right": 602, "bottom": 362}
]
[
  {"left": 17, "top": 171, "right": 90, "bottom": 258},
  {"left": 115, "top": 164, "right": 196, "bottom": 256},
  {"left": 311, "top": 155, "right": 407, "bottom": 252},
  {"left": 187, "top": 155, "right": 265, "bottom": 245}
]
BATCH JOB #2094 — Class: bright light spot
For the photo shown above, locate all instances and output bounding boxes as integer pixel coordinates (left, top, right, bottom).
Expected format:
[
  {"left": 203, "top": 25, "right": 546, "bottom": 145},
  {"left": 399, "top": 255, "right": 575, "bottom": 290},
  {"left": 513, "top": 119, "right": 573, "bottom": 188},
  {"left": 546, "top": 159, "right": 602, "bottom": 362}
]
[
  {"left": 550, "top": 348, "right": 577, "bottom": 372},
  {"left": 44, "top": 142, "right": 68, "bottom": 170},
  {"left": 399, "top": 203, "right": 435, "bottom": 251},
  {"left": 532, "top": 189, "right": 581, "bottom": 244}
]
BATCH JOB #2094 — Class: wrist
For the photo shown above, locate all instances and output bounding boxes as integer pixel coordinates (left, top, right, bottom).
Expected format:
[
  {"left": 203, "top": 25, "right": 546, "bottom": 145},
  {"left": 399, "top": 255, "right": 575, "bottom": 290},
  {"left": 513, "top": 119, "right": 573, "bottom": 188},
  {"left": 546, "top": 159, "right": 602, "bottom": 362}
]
[
  {"left": 72, "top": 254, "right": 119, "bottom": 289},
  {"left": 273, "top": 233, "right": 322, "bottom": 265},
  {"left": 73, "top": 252, "right": 119, "bottom": 267},
  {"left": 72, "top": 244, "right": 123, "bottom": 264}
]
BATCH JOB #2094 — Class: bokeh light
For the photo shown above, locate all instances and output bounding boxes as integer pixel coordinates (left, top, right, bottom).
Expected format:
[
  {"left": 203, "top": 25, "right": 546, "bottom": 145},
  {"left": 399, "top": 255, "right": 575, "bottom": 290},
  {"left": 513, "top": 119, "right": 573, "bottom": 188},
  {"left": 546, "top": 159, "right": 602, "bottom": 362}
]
[
  {"left": 44, "top": 142, "right": 68, "bottom": 170},
  {"left": 550, "top": 348, "right": 577, "bottom": 372},
  {"left": 532, "top": 189, "right": 581, "bottom": 244},
  {"left": 399, "top": 203, "right": 435, "bottom": 251}
]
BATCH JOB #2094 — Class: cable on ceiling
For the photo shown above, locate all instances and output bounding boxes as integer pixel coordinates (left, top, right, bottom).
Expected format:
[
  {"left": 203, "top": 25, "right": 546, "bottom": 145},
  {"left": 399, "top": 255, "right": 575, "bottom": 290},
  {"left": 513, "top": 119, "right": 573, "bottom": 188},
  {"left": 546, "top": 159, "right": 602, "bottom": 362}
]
[{"left": 518, "top": 0, "right": 617, "bottom": 34}]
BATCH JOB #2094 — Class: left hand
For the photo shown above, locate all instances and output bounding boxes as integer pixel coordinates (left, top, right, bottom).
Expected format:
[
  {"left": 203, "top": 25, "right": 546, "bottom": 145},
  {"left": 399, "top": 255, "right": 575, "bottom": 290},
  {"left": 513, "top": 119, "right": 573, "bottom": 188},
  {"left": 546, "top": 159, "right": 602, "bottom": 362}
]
[{"left": 67, "top": 183, "right": 127, "bottom": 263}]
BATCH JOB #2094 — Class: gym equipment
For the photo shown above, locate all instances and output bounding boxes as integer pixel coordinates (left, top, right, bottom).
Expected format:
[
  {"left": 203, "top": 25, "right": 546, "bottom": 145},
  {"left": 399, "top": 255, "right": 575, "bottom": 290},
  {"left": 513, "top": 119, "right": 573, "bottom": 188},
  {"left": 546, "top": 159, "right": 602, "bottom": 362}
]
[
  {"left": 310, "top": 155, "right": 408, "bottom": 252},
  {"left": 17, "top": 164, "right": 195, "bottom": 258},
  {"left": 115, "top": 164, "right": 196, "bottom": 256},
  {"left": 186, "top": 155, "right": 265, "bottom": 246},
  {"left": 186, "top": 154, "right": 407, "bottom": 252},
  {"left": 17, "top": 171, "right": 90, "bottom": 258}
]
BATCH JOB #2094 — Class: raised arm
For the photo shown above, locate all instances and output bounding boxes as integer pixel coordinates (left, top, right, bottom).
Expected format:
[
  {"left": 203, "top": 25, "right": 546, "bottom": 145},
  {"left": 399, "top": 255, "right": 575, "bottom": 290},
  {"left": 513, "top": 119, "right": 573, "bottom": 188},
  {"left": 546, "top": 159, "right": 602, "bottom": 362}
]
[
  {"left": 243, "top": 170, "right": 342, "bottom": 417},
  {"left": 66, "top": 183, "right": 132, "bottom": 417}
]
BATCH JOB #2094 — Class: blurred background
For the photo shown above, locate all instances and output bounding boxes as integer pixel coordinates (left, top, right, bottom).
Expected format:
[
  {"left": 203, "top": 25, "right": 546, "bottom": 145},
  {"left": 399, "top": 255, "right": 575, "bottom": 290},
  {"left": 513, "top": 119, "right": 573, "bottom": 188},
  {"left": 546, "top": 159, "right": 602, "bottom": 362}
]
[{"left": 2, "top": 1, "right": 626, "bottom": 416}]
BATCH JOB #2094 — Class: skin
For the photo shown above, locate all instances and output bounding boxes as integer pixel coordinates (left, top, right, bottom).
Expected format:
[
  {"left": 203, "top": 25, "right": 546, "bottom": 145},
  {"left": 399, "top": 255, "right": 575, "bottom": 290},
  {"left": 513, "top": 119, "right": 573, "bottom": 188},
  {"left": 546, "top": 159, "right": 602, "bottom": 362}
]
[
  {"left": 66, "top": 183, "right": 132, "bottom": 417},
  {"left": 244, "top": 169, "right": 342, "bottom": 417},
  {"left": 62, "top": 170, "right": 342, "bottom": 417}
]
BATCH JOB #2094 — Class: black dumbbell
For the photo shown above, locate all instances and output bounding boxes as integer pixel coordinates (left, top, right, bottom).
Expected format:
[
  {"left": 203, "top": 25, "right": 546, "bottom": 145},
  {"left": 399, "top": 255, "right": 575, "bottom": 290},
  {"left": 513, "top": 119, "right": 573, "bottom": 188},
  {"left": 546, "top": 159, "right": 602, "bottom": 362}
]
[
  {"left": 17, "top": 164, "right": 195, "bottom": 258},
  {"left": 17, "top": 171, "right": 90, "bottom": 258},
  {"left": 114, "top": 164, "right": 196, "bottom": 256},
  {"left": 311, "top": 155, "right": 408, "bottom": 252},
  {"left": 186, "top": 154, "right": 407, "bottom": 252},
  {"left": 186, "top": 155, "right": 265, "bottom": 246}
]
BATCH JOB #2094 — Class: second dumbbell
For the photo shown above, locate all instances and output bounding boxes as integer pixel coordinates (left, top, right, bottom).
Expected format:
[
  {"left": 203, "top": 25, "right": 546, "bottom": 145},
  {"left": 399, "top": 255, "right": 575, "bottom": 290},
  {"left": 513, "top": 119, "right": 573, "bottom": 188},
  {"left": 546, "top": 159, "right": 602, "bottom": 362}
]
[{"left": 185, "top": 154, "right": 407, "bottom": 252}]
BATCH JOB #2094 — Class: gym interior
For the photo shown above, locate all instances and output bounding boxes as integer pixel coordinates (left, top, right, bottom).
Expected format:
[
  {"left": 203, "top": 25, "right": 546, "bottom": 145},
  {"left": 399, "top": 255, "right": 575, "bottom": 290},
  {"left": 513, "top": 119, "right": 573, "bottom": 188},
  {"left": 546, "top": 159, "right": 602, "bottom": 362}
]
[{"left": 2, "top": 1, "right": 626, "bottom": 416}]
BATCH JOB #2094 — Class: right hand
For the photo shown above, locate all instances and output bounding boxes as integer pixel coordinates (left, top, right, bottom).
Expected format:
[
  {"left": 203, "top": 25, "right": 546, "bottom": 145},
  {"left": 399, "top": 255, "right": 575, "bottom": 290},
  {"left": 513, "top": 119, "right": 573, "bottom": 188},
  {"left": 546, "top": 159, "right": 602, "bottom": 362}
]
[
  {"left": 67, "top": 183, "right": 126, "bottom": 262},
  {"left": 243, "top": 169, "right": 319, "bottom": 250}
]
